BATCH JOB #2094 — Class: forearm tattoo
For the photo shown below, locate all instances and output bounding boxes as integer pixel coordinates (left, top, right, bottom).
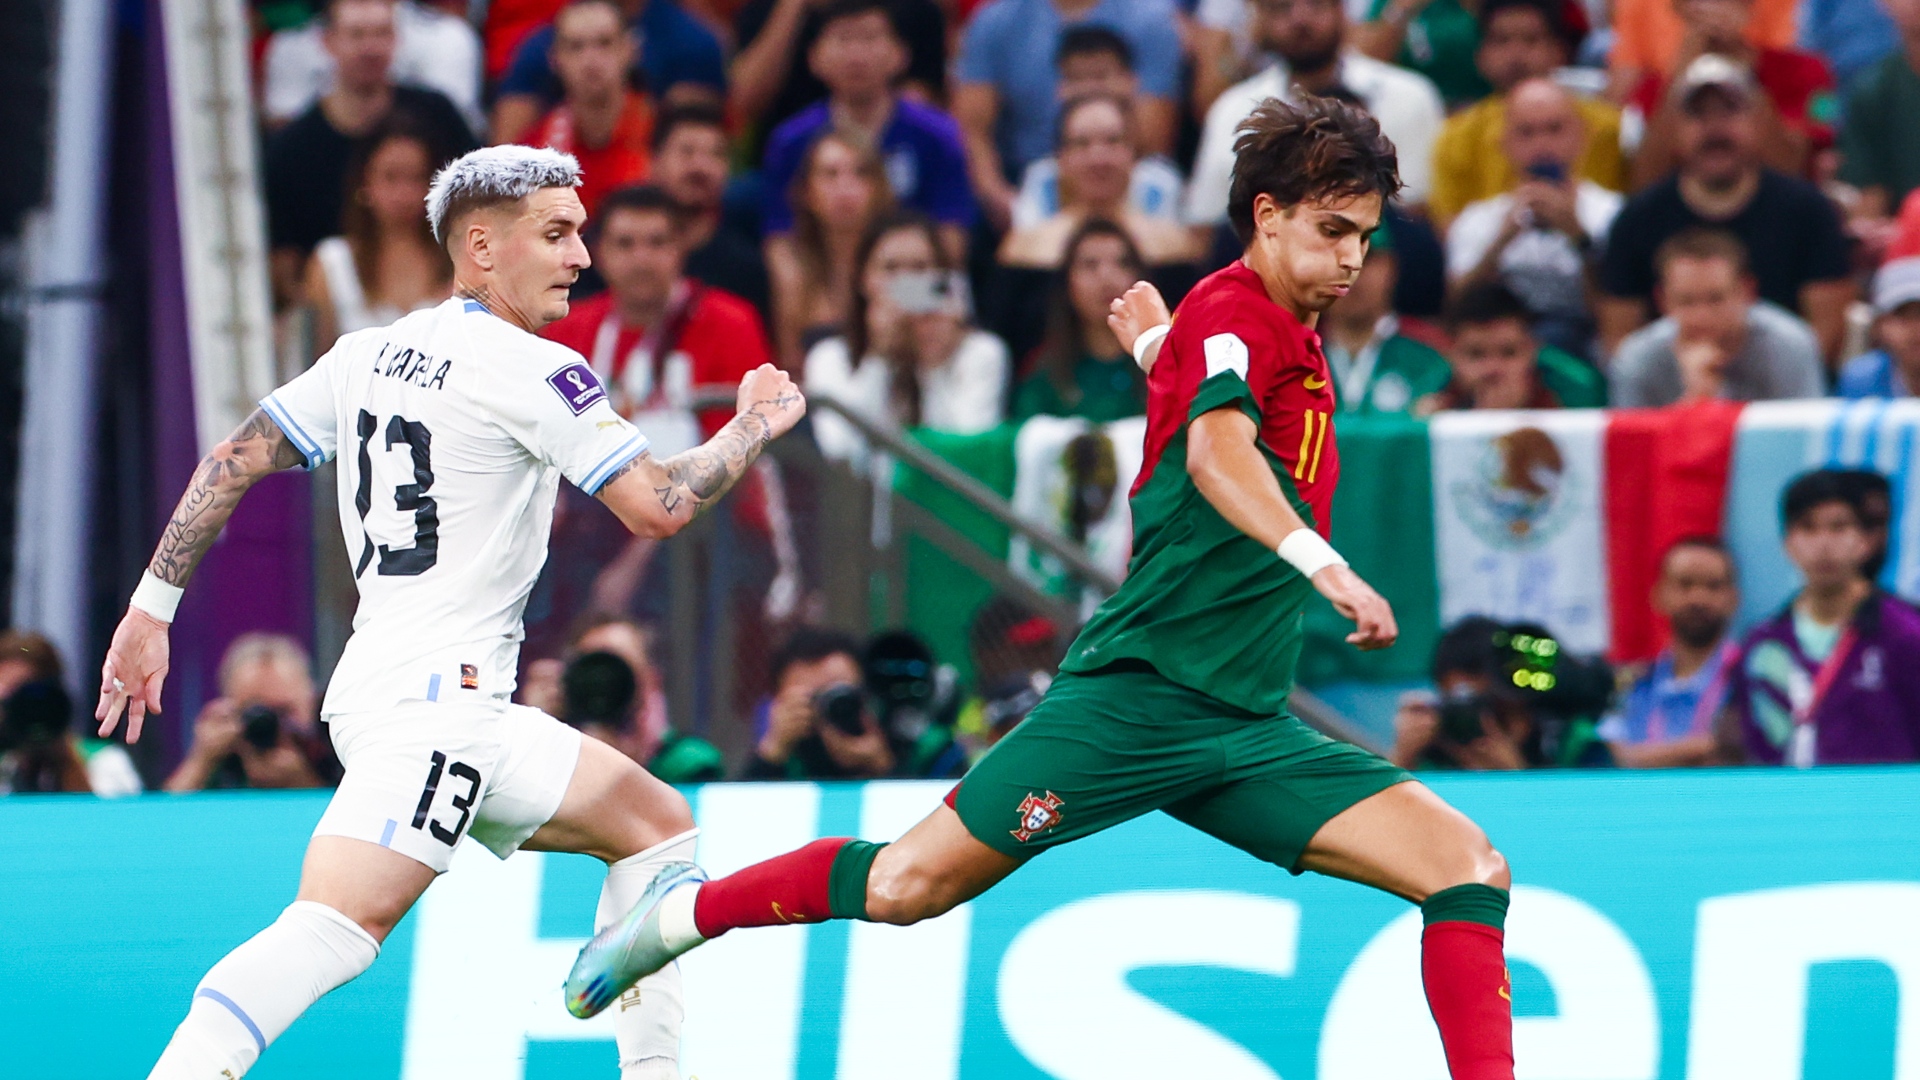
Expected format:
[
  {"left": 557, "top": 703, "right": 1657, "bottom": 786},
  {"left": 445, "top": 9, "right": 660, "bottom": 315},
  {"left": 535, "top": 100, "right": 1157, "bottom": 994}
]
[
  {"left": 147, "top": 409, "right": 304, "bottom": 586},
  {"left": 651, "top": 391, "right": 793, "bottom": 519}
]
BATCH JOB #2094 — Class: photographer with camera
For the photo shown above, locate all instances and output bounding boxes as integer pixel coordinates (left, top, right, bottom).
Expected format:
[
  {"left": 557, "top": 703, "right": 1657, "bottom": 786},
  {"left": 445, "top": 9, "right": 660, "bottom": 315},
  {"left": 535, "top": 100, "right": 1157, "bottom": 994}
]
[
  {"left": 164, "top": 634, "right": 340, "bottom": 792},
  {"left": 550, "top": 614, "right": 725, "bottom": 783},
  {"left": 1391, "top": 616, "right": 1616, "bottom": 770},
  {"left": 744, "top": 626, "right": 965, "bottom": 780},
  {"left": 0, "top": 630, "right": 142, "bottom": 796}
]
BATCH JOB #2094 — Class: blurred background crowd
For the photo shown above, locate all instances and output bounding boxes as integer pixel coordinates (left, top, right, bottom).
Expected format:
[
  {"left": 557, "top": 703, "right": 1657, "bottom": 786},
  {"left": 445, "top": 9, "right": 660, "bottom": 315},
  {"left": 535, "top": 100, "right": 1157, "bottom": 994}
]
[{"left": 4, "top": 0, "right": 1920, "bottom": 793}]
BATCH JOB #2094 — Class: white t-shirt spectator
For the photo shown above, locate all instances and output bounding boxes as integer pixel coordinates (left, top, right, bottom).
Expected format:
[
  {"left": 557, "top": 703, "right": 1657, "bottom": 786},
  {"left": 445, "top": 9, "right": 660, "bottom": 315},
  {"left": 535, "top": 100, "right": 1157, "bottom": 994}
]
[
  {"left": 1609, "top": 302, "right": 1826, "bottom": 407},
  {"left": 1193, "top": 0, "right": 1378, "bottom": 64},
  {"left": 1011, "top": 155, "right": 1187, "bottom": 229},
  {"left": 1186, "top": 54, "right": 1444, "bottom": 221},
  {"left": 1446, "top": 181, "right": 1623, "bottom": 324},
  {"left": 804, "top": 330, "right": 1009, "bottom": 466},
  {"left": 263, "top": 1, "right": 485, "bottom": 133}
]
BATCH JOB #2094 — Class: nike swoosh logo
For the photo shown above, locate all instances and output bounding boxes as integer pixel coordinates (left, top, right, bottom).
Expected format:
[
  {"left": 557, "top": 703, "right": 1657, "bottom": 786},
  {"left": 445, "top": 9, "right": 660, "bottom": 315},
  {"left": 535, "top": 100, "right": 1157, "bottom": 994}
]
[{"left": 1304, "top": 375, "right": 1328, "bottom": 390}]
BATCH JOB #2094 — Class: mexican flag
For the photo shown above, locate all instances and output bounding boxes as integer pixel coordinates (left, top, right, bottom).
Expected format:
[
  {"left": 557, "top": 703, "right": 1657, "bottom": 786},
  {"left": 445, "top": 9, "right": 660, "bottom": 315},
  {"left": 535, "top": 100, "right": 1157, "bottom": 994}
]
[
  {"left": 995, "top": 399, "right": 1920, "bottom": 684},
  {"left": 1429, "top": 400, "right": 1743, "bottom": 662}
]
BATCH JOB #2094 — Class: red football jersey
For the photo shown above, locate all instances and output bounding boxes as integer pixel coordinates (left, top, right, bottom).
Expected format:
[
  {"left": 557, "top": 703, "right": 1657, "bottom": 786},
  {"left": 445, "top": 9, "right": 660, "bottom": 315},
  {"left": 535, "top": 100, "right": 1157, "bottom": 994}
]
[{"left": 1134, "top": 261, "right": 1341, "bottom": 538}]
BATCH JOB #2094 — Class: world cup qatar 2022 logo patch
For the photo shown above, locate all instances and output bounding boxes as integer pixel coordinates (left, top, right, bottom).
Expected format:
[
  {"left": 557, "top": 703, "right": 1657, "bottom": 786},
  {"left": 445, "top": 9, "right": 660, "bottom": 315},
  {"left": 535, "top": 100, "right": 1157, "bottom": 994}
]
[
  {"left": 547, "top": 362, "right": 608, "bottom": 415},
  {"left": 1011, "top": 791, "right": 1065, "bottom": 843}
]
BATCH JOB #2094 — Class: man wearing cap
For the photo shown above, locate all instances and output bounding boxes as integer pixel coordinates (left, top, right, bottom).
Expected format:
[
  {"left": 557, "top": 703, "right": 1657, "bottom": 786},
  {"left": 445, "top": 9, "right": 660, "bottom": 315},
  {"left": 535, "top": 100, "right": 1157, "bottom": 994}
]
[
  {"left": 1622, "top": 0, "right": 1836, "bottom": 187},
  {"left": 1597, "top": 53, "right": 1853, "bottom": 365},
  {"left": 1838, "top": 258, "right": 1920, "bottom": 398}
]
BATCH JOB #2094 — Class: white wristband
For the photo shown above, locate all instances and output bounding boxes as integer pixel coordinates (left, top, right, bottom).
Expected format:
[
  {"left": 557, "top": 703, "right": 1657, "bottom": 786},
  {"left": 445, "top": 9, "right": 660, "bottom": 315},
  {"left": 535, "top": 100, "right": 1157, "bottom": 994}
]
[
  {"left": 1130, "top": 323, "right": 1171, "bottom": 370},
  {"left": 1277, "top": 528, "right": 1347, "bottom": 579},
  {"left": 130, "top": 571, "right": 184, "bottom": 623}
]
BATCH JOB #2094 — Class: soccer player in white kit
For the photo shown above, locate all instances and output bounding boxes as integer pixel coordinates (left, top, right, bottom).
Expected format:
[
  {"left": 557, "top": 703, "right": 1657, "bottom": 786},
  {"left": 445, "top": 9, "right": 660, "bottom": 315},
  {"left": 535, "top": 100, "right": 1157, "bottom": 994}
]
[{"left": 93, "top": 146, "right": 806, "bottom": 1080}]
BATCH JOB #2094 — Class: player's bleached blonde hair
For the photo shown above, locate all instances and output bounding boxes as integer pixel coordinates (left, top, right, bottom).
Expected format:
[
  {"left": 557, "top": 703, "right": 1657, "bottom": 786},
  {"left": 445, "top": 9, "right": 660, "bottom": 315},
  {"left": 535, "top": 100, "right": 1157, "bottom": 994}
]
[{"left": 425, "top": 145, "right": 583, "bottom": 244}]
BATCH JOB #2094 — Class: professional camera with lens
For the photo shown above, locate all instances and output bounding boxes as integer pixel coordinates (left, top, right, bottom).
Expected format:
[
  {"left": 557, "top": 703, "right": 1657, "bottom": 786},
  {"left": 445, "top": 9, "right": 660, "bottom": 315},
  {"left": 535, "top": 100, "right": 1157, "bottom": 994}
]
[{"left": 1435, "top": 619, "right": 1614, "bottom": 766}]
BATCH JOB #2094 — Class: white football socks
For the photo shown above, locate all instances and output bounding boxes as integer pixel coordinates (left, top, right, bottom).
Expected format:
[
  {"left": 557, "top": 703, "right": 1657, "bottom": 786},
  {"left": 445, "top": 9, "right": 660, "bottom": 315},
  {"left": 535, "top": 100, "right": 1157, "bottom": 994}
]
[
  {"left": 599, "top": 829, "right": 700, "bottom": 1080},
  {"left": 148, "top": 901, "right": 379, "bottom": 1079}
]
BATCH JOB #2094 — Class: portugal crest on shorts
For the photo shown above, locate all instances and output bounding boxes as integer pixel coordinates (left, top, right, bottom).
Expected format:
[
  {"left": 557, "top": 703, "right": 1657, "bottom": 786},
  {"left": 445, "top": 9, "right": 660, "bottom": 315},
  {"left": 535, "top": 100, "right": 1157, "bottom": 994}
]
[{"left": 1011, "top": 791, "right": 1065, "bottom": 843}]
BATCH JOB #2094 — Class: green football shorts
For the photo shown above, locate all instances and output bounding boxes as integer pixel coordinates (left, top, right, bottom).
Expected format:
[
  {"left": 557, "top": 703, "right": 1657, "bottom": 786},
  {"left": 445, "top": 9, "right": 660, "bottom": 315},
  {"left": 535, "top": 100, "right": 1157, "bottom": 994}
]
[{"left": 950, "top": 662, "right": 1412, "bottom": 870}]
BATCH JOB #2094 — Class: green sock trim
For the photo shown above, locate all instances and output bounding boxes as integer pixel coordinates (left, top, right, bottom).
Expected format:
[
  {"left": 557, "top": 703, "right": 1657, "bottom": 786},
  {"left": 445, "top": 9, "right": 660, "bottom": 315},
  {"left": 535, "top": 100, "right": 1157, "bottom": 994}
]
[
  {"left": 1422, "top": 883, "right": 1509, "bottom": 930},
  {"left": 827, "top": 840, "right": 887, "bottom": 920}
]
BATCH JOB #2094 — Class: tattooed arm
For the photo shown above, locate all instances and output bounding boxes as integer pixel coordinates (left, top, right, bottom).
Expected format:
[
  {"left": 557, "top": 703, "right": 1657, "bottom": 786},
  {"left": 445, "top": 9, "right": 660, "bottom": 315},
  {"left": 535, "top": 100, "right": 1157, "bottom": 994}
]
[
  {"left": 150, "top": 409, "right": 308, "bottom": 585},
  {"left": 597, "top": 363, "right": 807, "bottom": 538},
  {"left": 96, "top": 409, "right": 307, "bottom": 742}
]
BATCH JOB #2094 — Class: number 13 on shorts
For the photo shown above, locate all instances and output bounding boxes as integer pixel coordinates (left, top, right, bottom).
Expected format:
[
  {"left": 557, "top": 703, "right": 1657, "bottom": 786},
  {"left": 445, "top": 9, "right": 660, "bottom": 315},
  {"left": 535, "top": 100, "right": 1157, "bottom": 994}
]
[{"left": 412, "top": 750, "right": 481, "bottom": 846}]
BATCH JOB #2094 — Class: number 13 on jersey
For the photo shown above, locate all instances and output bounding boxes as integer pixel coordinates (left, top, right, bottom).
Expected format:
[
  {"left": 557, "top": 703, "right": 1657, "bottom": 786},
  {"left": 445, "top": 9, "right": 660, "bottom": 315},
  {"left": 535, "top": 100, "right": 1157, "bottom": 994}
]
[{"left": 353, "top": 409, "right": 440, "bottom": 578}]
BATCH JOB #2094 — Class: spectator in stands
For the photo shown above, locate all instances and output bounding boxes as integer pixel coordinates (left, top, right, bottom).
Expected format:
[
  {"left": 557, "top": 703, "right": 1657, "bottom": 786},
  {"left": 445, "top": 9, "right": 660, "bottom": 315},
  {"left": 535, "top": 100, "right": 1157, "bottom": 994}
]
[
  {"left": 951, "top": 0, "right": 1182, "bottom": 229},
  {"left": 1012, "top": 218, "right": 1148, "bottom": 422},
  {"left": 952, "top": 598, "right": 1061, "bottom": 763},
  {"left": 649, "top": 102, "right": 770, "bottom": 314},
  {"left": 263, "top": 0, "right": 478, "bottom": 307},
  {"left": 520, "top": 0, "right": 655, "bottom": 219},
  {"left": 1611, "top": 229, "right": 1825, "bottom": 407},
  {"left": 1602, "top": 538, "right": 1739, "bottom": 767},
  {"left": 544, "top": 186, "right": 775, "bottom": 459},
  {"left": 1725, "top": 469, "right": 1920, "bottom": 765},
  {"left": 1354, "top": 0, "right": 1489, "bottom": 105},
  {"left": 1836, "top": 0, "right": 1920, "bottom": 228},
  {"left": 1802, "top": 0, "right": 1901, "bottom": 96},
  {"left": 768, "top": 130, "right": 895, "bottom": 365},
  {"left": 165, "top": 634, "right": 340, "bottom": 792},
  {"left": 262, "top": 0, "right": 484, "bottom": 134},
  {"left": 759, "top": 0, "right": 972, "bottom": 261},
  {"left": 490, "top": 0, "right": 727, "bottom": 144},
  {"left": 1611, "top": 0, "right": 1801, "bottom": 89},
  {"left": 743, "top": 627, "right": 897, "bottom": 779},
  {"left": 1428, "top": 0, "right": 1624, "bottom": 225},
  {"left": 1187, "top": 0, "right": 1445, "bottom": 227},
  {"left": 1417, "top": 282, "right": 1606, "bottom": 413},
  {"left": 559, "top": 614, "right": 725, "bottom": 782},
  {"left": 807, "top": 213, "right": 1009, "bottom": 462},
  {"left": 998, "top": 95, "right": 1201, "bottom": 269},
  {"left": 1597, "top": 58, "right": 1854, "bottom": 364},
  {"left": 0, "top": 630, "right": 141, "bottom": 796},
  {"left": 302, "top": 116, "right": 453, "bottom": 353},
  {"left": 1320, "top": 221, "right": 1452, "bottom": 414},
  {"left": 1623, "top": 9, "right": 1837, "bottom": 187},
  {"left": 1446, "top": 77, "right": 1623, "bottom": 360},
  {"left": 730, "top": 0, "right": 947, "bottom": 138},
  {"left": 1839, "top": 258, "right": 1920, "bottom": 397},
  {"left": 1391, "top": 616, "right": 1614, "bottom": 769},
  {"left": 1011, "top": 29, "right": 1186, "bottom": 231}
]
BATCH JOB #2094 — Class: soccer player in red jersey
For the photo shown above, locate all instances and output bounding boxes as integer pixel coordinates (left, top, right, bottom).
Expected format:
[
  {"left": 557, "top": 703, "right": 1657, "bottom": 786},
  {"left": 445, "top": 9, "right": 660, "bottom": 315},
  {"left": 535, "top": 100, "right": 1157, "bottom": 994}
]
[{"left": 567, "top": 97, "right": 1516, "bottom": 1079}]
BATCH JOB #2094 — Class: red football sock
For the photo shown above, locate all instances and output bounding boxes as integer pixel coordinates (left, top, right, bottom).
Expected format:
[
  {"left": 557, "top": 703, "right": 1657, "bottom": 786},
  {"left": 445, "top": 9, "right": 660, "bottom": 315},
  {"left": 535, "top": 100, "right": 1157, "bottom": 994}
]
[
  {"left": 1421, "top": 920, "right": 1515, "bottom": 1080},
  {"left": 691, "top": 838, "right": 862, "bottom": 939}
]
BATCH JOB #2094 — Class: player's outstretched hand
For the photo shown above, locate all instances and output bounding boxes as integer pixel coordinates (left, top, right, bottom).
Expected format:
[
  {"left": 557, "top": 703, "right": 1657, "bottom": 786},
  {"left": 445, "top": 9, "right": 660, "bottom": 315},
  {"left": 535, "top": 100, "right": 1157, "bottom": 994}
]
[
  {"left": 738, "top": 363, "right": 806, "bottom": 440},
  {"left": 96, "top": 608, "right": 171, "bottom": 744},
  {"left": 1107, "top": 281, "right": 1171, "bottom": 369},
  {"left": 1310, "top": 565, "right": 1398, "bottom": 651}
]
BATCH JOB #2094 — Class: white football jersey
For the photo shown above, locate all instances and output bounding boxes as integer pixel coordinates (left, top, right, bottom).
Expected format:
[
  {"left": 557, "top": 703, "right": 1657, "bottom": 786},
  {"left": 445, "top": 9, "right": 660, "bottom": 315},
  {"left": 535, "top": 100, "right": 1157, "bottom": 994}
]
[{"left": 263, "top": 297, "right": 649, "bottom": 717}]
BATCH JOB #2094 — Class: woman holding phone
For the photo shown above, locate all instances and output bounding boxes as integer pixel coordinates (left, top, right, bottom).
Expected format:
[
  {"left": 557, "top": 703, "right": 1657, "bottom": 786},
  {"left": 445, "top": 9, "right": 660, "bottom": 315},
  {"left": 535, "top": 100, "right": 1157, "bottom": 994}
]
[{"left": 804, "top": 212, "right": 1010, "bottom": 466}]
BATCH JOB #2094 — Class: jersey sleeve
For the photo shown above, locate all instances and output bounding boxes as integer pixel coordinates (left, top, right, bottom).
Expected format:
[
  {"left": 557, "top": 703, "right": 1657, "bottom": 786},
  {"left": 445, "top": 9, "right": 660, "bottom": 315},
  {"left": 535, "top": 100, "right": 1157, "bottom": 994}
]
[
  {"left": 260, "top": 351, "right": 342, "bottom": 470},
  {"left": 1176, "top": 304, "right": 1288, "bottom": 426},
  {"left": 483, "top": 342, "right": 652, "bottom": 495}
]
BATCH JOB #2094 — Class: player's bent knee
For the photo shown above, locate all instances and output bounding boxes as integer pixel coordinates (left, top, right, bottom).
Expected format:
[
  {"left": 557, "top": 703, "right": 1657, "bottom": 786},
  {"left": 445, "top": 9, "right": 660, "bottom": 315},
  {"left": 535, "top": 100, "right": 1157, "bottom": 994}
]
[{"left": 864, "top": 855, "right": 958, "bottom": 926}]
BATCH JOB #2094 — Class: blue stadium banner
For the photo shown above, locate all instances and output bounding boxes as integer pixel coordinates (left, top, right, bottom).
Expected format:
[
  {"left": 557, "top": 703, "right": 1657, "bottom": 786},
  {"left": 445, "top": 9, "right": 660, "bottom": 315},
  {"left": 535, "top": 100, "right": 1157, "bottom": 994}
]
[{"left": 8, "top": 769, "right": 1920, "bottom": 1079}]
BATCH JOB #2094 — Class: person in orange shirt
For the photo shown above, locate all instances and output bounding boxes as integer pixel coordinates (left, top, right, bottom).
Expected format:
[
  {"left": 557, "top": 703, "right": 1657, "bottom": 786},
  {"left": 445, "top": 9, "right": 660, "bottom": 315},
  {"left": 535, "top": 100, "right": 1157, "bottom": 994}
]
[
  {"left": 523, "top": 0, "right": 655, "bottom": 217},
  {"left": 1609, "top": 0, "right": 1798, "bottom": 91}
]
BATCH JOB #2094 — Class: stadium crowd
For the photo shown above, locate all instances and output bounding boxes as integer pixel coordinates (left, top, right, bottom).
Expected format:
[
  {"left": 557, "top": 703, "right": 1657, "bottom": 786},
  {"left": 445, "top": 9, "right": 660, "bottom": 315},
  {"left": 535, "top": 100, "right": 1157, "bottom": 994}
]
[{"left": 10, "top": 0, "right": 1920, "bottom": 791}]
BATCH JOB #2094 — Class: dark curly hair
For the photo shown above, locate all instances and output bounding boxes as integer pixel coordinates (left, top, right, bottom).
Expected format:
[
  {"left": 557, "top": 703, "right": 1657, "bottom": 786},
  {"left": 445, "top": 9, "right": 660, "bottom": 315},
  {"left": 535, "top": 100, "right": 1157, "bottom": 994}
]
[{"left": 1226, "top": 95, "right": 1402, "bottom": 247}]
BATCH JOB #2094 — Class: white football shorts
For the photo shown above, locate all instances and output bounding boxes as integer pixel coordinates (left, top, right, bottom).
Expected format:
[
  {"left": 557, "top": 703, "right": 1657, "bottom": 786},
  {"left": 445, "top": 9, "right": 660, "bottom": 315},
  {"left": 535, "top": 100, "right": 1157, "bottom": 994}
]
[{"left": 313, "top": 701, "right": 583, "bottom": 873}]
